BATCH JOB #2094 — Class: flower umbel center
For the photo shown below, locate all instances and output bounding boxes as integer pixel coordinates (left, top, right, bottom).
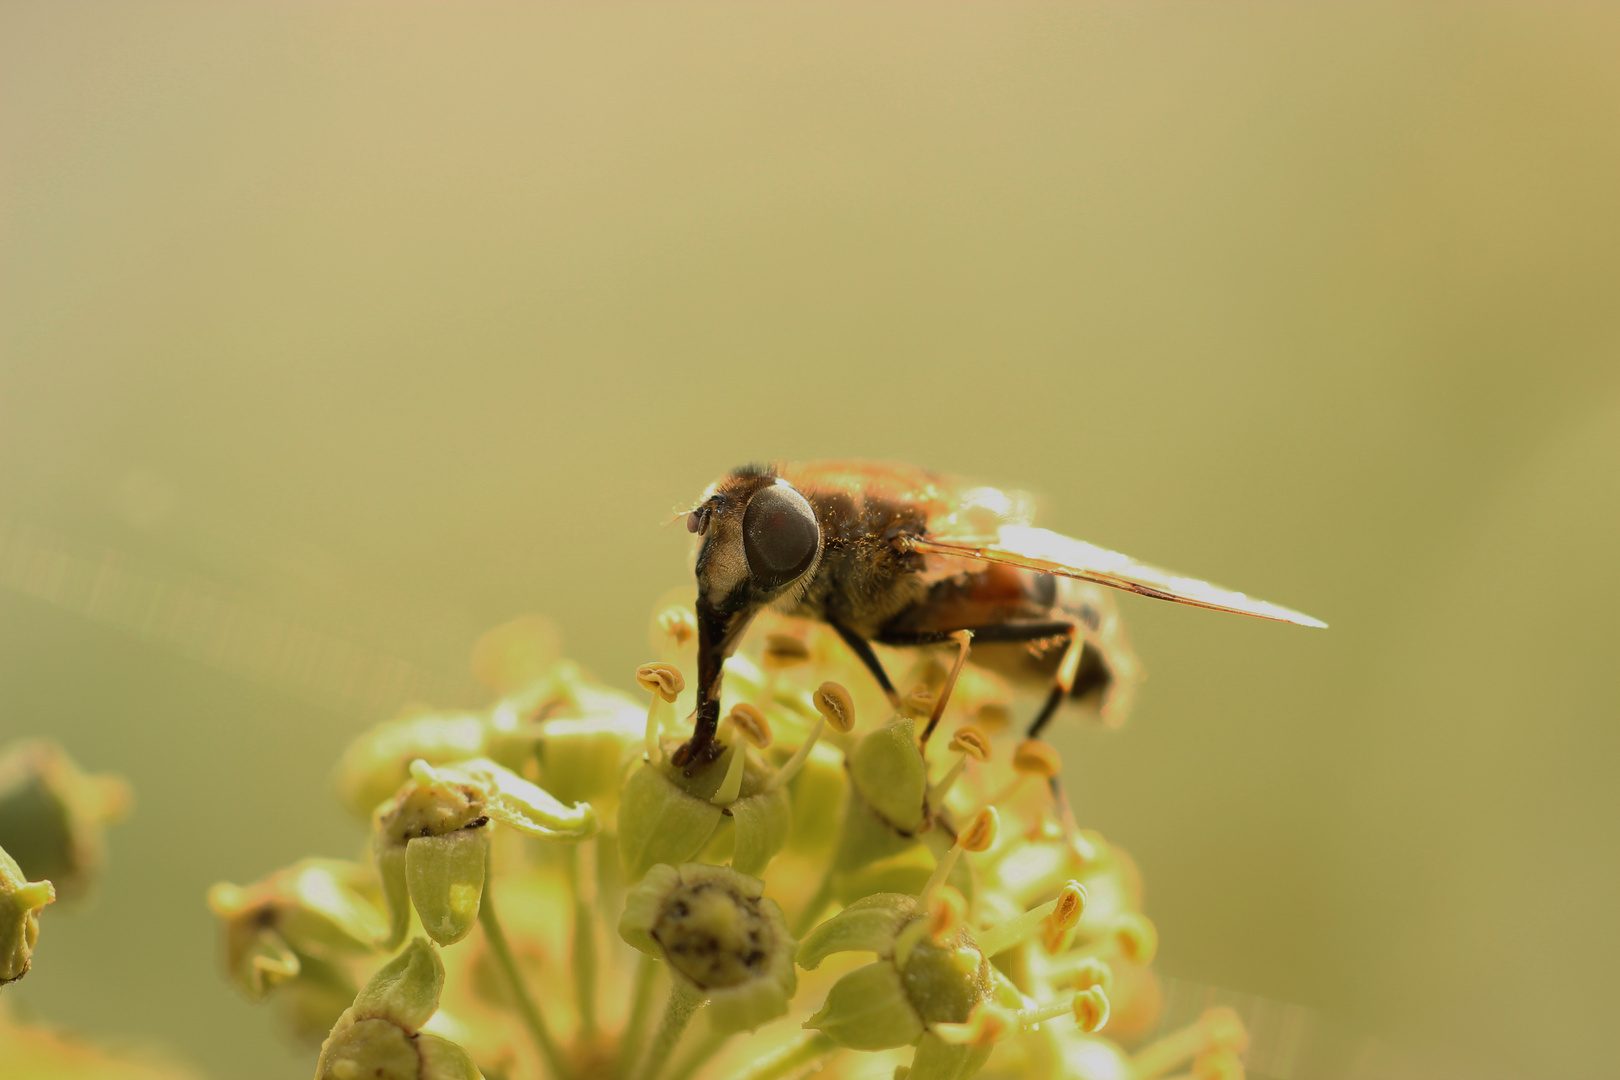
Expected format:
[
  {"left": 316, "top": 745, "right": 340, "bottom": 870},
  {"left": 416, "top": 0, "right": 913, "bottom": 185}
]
[{"left": 652, "top": 882, "right": 771, "bottom": 990}]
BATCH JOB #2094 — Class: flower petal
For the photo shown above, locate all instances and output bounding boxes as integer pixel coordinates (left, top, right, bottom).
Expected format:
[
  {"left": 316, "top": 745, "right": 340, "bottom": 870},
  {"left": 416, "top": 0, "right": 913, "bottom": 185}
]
[{"left": 796, "top": 893, "right": 918, "bottom": 971}]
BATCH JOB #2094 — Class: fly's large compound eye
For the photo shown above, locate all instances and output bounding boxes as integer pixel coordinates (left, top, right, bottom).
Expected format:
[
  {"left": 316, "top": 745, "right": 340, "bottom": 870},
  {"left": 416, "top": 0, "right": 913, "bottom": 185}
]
[{"left": 742, "top": 485, "right": 820, "bottom": 591}]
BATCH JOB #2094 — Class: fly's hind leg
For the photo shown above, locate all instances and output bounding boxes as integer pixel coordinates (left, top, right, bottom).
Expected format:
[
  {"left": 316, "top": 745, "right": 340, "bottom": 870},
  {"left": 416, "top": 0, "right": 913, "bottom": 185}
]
[
  {"left": 1013, "top": 622, "right": 1086, "bottom": 815},
  {"left": 941, "top": 618, "right": 1084, "bottom": 822},
  {"left": 878, "top": 617, "right": 1082, "bottom": 741},
  {"left": 1025, "top": 621, "right": 1084, "bottom": 740}
]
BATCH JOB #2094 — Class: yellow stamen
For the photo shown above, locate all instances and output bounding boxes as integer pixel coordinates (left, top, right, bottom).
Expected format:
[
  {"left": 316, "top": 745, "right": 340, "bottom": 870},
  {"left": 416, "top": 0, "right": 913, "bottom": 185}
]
[
  {"left": 959, "top": 806, "right": 998, "bottom": 852},
  {"left": 768, "top": 681, "right": 854, "bottom": 794},
  {"left": 637, "top": 662, "right": 685, "bottom": 701},
  {"left": 1072, "top": 986, "right": 1110, "bottom": 1032},
  {"left": 925, "top": 885, "right": 967, "bottom": 942},
  {"left": 766, "top": 718, "right": 823, "bottom": 792},
  {"left": 933, "top": 1003, "right": 1015, "bottom": 1047},
  {"left": 811, "top": 681, "right": 855, "bottom": 733},
  {"left": 928, "top": 725, "right": 993, "bottom": 808},
  {"left": 1013, "top": 739, "right": 1061, "bottom": 777},
  {"left": 976, "top": 879, "right": 1084, "bottom": 958},
  {"left": 1057, "top": 956, "right": 1113, "bottom": 993},
  {"left": 727, "top": 703, "right": 772, "bottom": 749},
  {"left": 920, "top": 807, "right": 998, "bottom": 904},
  {"left": 637, "top": 662, "right": 685, "bottom": 764}
]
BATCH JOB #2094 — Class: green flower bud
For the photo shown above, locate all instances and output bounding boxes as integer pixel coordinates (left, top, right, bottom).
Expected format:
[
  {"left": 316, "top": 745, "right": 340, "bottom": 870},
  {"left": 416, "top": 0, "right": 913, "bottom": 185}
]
[
  {"left": 374, "top": 777, "right": 487, "bottom": 950},
  {"left": 618, "top": 863, "right": 797, "bottom": 1034},
  {"left": 487, "top": 660, "right": 640, "bottom": 772},
  {"left": 469, "top": 614, "right": 560, "bottom": 697},
  {"left": 0, "top": 739, "right": 131, "bottom": 902},
  {"left": 1, "top": 842, "right": 56, "bottom": 985},
  {"left": 617, "top": 760, "right": 724, "bottom": 883},
  {"left": 820, "top": 718, "right": 934, "bottom": 898},
  {"left": 207, "top": 858, "right": 385, "bottom": 1001},
  {"left": 807, "top": 928, "right": 991, "bottom": 1053},
  {"left": 375, "top": 759, "right": 594, "bottom": 948},
  {"left": 895, "top": 934, "right": 987, "bottom": 1027},
  {"left": 405, "top": 828, "right": 487, "bottom": 949},
  {"left": 617, "top": 740, "right": 790, "bottom": 884},
  {"left": 315, "top": 938, "right": 483, "bottom": 1080},
  {"left": 334, "top": 711, "right": 489, "bottom": 821},
  {"left": 848, "top": 720, "right": 928, "bottom": 835},
  {"left": 532, "top": 707, "right": 644, "bottom": 817},
  {"left": 351, "top": 937, "right": 443, "bottom": 1030}
]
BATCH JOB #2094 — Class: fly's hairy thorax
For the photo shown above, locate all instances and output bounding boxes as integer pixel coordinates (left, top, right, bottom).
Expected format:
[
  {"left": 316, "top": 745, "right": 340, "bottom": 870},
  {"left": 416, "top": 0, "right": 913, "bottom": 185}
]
[{"left": 775, "top": 485, "right": 933, "bottom": 636}]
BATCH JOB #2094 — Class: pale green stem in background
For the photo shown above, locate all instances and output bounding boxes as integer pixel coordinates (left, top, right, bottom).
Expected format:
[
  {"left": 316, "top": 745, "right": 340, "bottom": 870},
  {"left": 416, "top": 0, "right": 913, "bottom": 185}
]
[
  {"left": 569, "top": 840, "right": 601, "bottom": 1041},
  {"left": 792, "top": 869, "right": 837, "bottom": 938},
  {"left": 724, "top": 1033, "right": 839, "bottom": 1080},
  {"left": 665, "top": 1028, "right": 731, "bottom": 1080},
  {"left": 479, "top": 848, "right": 575, "bottom": 1080},
  {"left": 631, "top": 980, "right": 705, "bottom": 1080},
  {"left": 615, "top": 953, "right": 662, "bottom": 1080},
  {"left": 926, "top": 752, "right": 969, "bottom": 807},
  {"left": 918, "top": 841, "right": 965, "bottom": 906},
  {"left": 976, "top": 894, "right": 1062, "bottom": 958}
]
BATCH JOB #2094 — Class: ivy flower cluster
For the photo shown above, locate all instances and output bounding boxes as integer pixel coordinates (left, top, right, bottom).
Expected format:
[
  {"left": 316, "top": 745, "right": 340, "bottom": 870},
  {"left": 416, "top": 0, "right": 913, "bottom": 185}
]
[{"left": 209, "top": 604, "right": 1250, "bottom": 1080}]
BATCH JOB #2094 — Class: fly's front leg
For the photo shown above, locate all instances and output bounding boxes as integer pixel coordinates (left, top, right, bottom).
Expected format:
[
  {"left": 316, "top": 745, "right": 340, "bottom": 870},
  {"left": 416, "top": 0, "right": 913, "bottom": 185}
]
[{"left": 673, "top": 600, "right": 751, "bottom": 773}]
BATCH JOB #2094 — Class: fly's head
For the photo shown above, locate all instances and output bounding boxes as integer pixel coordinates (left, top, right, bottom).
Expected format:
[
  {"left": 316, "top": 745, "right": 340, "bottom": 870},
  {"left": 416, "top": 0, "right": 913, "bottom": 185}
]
[{"left": 690, "top": 465, "right": 823, "bottom": 618}]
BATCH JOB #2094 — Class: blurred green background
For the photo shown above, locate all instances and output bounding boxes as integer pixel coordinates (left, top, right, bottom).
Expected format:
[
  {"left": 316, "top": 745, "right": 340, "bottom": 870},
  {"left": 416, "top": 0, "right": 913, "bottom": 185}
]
[{"left": 2, "top": 3, "right": 1617, "bottom": 1078}]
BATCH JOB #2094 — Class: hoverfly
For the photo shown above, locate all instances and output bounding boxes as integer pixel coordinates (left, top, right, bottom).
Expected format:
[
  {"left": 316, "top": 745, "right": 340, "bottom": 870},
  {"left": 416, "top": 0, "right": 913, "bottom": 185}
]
[{"left": 673, "top": 460, "right": 1324, "bottom": 769}]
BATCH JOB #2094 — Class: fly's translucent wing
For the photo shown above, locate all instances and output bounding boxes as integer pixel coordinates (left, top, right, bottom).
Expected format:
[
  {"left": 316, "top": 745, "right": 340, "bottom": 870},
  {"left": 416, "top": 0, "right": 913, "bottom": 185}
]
[{"left": 909, "top": 524, "right": 1327, "bottom": 628}]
